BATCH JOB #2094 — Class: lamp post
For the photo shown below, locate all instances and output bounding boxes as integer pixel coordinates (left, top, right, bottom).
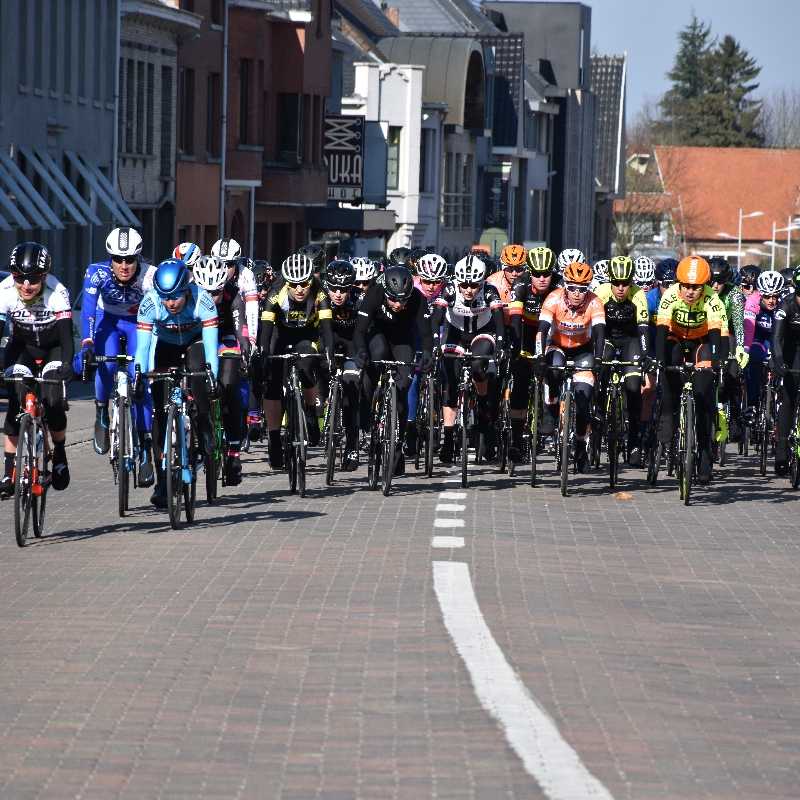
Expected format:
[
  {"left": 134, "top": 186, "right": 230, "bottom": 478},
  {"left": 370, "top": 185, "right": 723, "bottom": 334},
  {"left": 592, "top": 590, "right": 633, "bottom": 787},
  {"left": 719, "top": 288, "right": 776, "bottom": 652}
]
[
  {"left": 768, "top": 217, "right": 800, "bottom": 269},
  {"left": 736, "top": 209, "right": 764, "bottom": 268}
]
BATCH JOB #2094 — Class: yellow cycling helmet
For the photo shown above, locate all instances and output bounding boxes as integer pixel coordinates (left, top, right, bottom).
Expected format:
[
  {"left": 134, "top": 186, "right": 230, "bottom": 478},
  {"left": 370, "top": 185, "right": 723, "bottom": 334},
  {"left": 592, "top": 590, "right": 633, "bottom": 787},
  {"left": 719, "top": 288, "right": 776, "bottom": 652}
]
[{"left": 526, "top": 246, "right": 555, "bottom": 274}]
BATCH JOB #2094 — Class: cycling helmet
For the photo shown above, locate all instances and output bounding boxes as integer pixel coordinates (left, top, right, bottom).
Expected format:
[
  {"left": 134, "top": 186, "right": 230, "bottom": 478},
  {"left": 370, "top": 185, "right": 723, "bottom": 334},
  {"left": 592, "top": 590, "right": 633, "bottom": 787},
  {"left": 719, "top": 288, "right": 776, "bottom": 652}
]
[
  {"left": 527, "top": 246, "right": 554, "bottom": 274},
  {"left": 708, "top": 256, "right": 733, "bottom": 285},
  {"left": 325, "top": 259, "right": 355, "bottom": 290},
  {"left": 281, "top": 253, "right": 315, "bottom": 284},
  {"left": 557, "top": 248, "right": 586, "bottom": 272},
  {"left": 9, "top": 242, "right": 51, "bottom": 278},
  {"left": 407, "top": 247, "right": 426, "bottom": 268},
  {"left": 211, "top": 238, "right": 242, "bottom": 262},
  {"left": 791, "top": 266, "right": 800, "bottom": 287},
  {"left": 562, "top": 261, "right": 593, "bottom": 285},
  {"left": 454, "top": 254, "right": 487, "bottom": 285},
  {"left": 173, "top": 241, "right": 202, "bottom": 267},
  {"left": 416, "top": 253, "right": 448, "bottom": 282},
  {"left": 676, "top": 255, "right": 711, "bottom": 285},
  {"left": 252, "top": 259, "right": 274, "bottom": 290},
  {"left": 500, "top": 244, "right": 527, "bottom": 269},
  {"left": 352, "top": 257, "right": 378, "bottom": 282},
  {"left": 153, "top": 258, "right": 191, "bottom": 299},
  {"left": 633, "top": 255, "right": 656, "bottom": 287},
  {"left": 609, "top": 255, "right": 634, "bottom": 283},
  {"left": 192, "top": 255, "right": 228, "bottom": 292},
  {"left": 296, "top": 243, "right": 324, "bottom": 269},
  {"left": 656, "top": 258, "right": 678, "bottom": 283},
  {"left": 757, "top": 270, "right": 785, "bottom": 296},
  {"left": 106, "top": 227, "right": 143, "bottom": 258},
  {"left": 593, "top": 259, "right": 610, "bottom": 282},
  {"left": 383, "top": 266, "right": 415, "bottom": 302},
  {"left": 389, "top": 246, "right": 411, "bottom": 267}
]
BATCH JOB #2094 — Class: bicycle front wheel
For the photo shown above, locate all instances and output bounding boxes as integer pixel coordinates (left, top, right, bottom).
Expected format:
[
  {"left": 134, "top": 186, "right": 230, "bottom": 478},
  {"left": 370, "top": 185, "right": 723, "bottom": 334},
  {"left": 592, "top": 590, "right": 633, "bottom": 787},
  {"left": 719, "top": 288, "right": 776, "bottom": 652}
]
[
  {"left": 460, "top": 393, "right": 469, "bottom": 488},
  {"left": 117, "top": 395, "right": 129, "bottom": 517},
  {"left": 680, "top": 394, "right": 695, "bottom": 505},
  {"left": 790, "top": 404, "right": 800, "bottom": 489},
  {"left": 325, "top": 379, "right": 341, "bottom": 486},
  {"left": 608, "top": 390, "right": 619, "bottom": 490},
  {"left": 529, "top": 377, "right": 540, "bottom": 487},
  {"left": 559, "top": 392, "right": 572, "bottom": 497},
  {"left": 382, "top": 384, "right": 397, "bottom": 497},
  {"left": 425, "top": 374, "right": 437, "bottom": 478},
  {"left": 13, "top": 415, "right": 36, "bottom": 547},
  {"left": 294, "top": 386, "right": 307, "bottom": 498},
  {"left": 165, "top": 405, "right": 183, "bottom": 530}
]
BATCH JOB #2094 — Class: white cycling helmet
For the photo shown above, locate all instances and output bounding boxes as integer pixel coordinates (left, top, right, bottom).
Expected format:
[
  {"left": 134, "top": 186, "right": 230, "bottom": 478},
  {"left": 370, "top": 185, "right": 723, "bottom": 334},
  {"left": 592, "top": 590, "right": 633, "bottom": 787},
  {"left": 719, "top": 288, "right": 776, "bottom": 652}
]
[
  {"left": 351, "top": 257, "right": 377, "bottom": 282},
  {"left": 593, "top": 259, "right": 610, "bottom": 283},
  {"left": 106, "top": 227, "right": 143, "bottom": 258},
  {"left": 281, "top": 253, "right": 314, "bottom": 284},
  {"left": 417, "top": 253, "right": 448, "bottom": 282},
  {"left": 211, "top": 238, "right": 242, "bottom": 262},
  {"left": 192, "top": 255, "right": 229, "bottom": 292},
  {"left": 556, "top": 248, "right": 586, "bottom": 273},
  {"left": 173, "top": 241, "right": 203, "bottom": 268},
  {"left": 454, "top": 254, "right": 487, "bottom": 285},
  {"left": 634, "top": 255, "right": 657, "bottom": 287},
  {"left": 757, "top": 270, "right": 785, "bottom": 296}
]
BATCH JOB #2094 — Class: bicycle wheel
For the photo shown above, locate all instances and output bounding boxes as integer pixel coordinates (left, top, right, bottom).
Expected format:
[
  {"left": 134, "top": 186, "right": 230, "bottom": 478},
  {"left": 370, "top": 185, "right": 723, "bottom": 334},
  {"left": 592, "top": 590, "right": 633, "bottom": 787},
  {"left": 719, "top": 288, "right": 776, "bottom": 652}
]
[
  {"left": 32, "top": 428, "right": 48, "bottom": 539},
  {"left": 367, "top": 389, "right": 382, "bottom": 490},
  {"left": 183, "top": 415, "right": 197, "bottom": 523},
  {"left": 529, "top": 377, "right": 540, "bottom": 487},
  {"left": 13, "top": 415, "right": 35, "bottom": 547},
  {"left": 117, "top": 395, "right": 129, "bottom": 518},
  {"left": 498, "top": 386, "right": 511, "bottom": 474},
  {"left": 680, "top": 394, "right": 695, "bottom": 506},
  {"left": 460, "top": 393, "right": 469, "bottom": 489},
  {"left": 608, "top": 390, "right": 620, "bottom": 490},
  {"left": 646, "top": 440, "right": 664, "bottom": 486},
  {"left": 425, "top": 374, "right": 437, "bottom": 478},
  {"left": 325, "top": 379, "right": 341, "bottom": 486},
  {"left": 294, "top": 385, "right": 307, "bottom": 498},
  {"left": 382, "top": 384, "right": 397, "bottom": 496},
  {"left": 559, "top": 392, "right": 572, "bottom": 497},
  {"left": 759, "top": 386, "right": 771, "bottom": 477},
  {"left": 165, "top": 405, "right": 183, "bottom": 530},
  {"left": 790, "top": 405, "right": 800, "bottom": 489}
]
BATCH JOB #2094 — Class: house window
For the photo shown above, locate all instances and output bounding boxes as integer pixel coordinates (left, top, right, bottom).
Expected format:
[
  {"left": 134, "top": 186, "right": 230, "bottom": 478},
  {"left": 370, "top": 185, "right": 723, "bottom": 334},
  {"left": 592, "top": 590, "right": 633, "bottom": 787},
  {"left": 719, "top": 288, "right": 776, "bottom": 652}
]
[
  {"left": 125, "top": 58, "right": 135, "bottom": 153},
  {"left": 419, "top": 129, "right": 435, "bottom": 193},
  {"left": 206, "top": 73, "right": 221, "bottom": 157},
  {"left": 178, "top": 67, "right": 195, "bottom": 155},
  {"left": 136, "top": 60, "right": 145, "bottom": 153},
  {"left": 442, "top": 151, "right": 472, "bottom": 230},
  {"left": 160, "top": 66, "right": 173, "bottom": 176},
  {"left": 146, "top": 62, "right": 155, "bottom": 155},
  {"left": 276, "top": 93, "right": 301, "bottom": 164},
  {"left": 239, "top": 59, "right": 251, "bottom": 145},
  {"left": 387, "top": 126, "right": 401, "bottom": 191},
  {"left": 179, "top": 0, "right": 195, "bottom": 10}
]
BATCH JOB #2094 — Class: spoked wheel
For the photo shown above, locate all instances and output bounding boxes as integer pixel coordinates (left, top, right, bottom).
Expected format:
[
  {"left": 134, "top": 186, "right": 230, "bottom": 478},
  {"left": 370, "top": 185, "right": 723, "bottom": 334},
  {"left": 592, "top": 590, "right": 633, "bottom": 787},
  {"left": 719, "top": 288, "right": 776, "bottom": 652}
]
[
  {"left": 608, "top": 392, "right": 620, "bottom": 491},
  {"left": 294, "top": 388, "right": 308, "bottom": 498},
  {"left": 381, "top": 384, "right": 397, "bottom": 497},
  {"left": 460, "top": 394, "right": 469, "bottom": 489},
  {"left": 165, "top": 405, "right": 184, "bottom": 530},
  {"left": 205, "top": 451, "right": 218, "bottom": 504},
  {"left": 559, "top": 393, "right": 573, "bottom": 497},
  {"left": 790, "top": 408, "right": 800, "bottom": 489},
  {"left": 759, "top": 416, "right": 769, "bottom": 477},
  {"left": 367, "top": 390, "right": 382, "bottom": 491},
  {"left": 325, "top": 379, "right": 341, "bottom": 486},
  {"left": 117, "top": 396, "right": 129, "bottom": 517},
  {"left": 184, "top": 429, "right": 197, "bottom": 524},
  {"left": 425, "top": 374, "right": 437, "bottom": 478},
  {"left": 32, "top": 426, "right": 49, "bottom": 539},
  {"left": 498, "top": 391, "right": 511, "bottom": 474},
  {"left": 679, "top": 395, "right": 695, "bottom": 506},
  {"left": 14, "top": 416, "right": 36, "bottom": 548},
  {"left": 529, "top": 378, "right": 540, "bottom": 487}
]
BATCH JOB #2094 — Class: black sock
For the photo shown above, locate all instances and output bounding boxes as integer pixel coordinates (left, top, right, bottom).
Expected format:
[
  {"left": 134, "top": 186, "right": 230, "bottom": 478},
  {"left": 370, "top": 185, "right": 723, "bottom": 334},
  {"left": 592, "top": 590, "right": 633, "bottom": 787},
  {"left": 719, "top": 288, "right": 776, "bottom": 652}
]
[
  {"left": 4, "top": 453, "right": 14, "bottom": 478},
  {"left": 269, "top": 430, "right": 282, "bottom": 449}
]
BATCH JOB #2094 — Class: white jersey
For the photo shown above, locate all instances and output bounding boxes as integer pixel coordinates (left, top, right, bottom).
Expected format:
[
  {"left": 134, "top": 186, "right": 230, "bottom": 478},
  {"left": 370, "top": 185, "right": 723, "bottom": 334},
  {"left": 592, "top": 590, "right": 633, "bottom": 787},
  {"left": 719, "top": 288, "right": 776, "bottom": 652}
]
[
  {"left": 142, "top": 263, "right": 158, "bottom": 293},
  {"left": 0, "top": 273, "right": 72, "bottom": 347},
  {"left": 236, "top": 265, "right": 259, "bottom": 343}
]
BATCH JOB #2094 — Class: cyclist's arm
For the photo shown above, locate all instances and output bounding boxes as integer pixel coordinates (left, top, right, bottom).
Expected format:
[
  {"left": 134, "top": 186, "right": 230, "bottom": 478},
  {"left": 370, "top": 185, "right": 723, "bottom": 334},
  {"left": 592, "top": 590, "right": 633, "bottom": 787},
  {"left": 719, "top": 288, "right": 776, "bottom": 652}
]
[
  {"left": 353, "top": 285, "right": 380, "bottom": 355},
  {"left": 57, "top": 317, "right": 75, "bottom": 368},
  {"left": 415, "top": 294, "right": 433, "bottom": 354},
  {"left": 318, "top": 296, "right": 334, "bottom": 357},
  {"left": 134, "top": 293, "right": 157, "bottom": 374},
  {"left": 81, "top": 266, "right": 100, "bottom": 344},
  {"left": 201, "top": 321, "right": 219, "bottom": 378},
  {"left": 633, "top": 291, "right": 650, "bottom": 357},
  {"left": 258, "top": 298, "right": 277, "bottom": 353},
  {"left": 588, "top": 297, "right": 606, "bottom": 359},
  {"left": 654, "top": 323, "right": 668, "bottom": 364},
  {"left": 507, "top": 286, "right": 524, "bottom": 348},
  {"left": 771, "top": 310, "right": 786, "bottom": 367},
  {"left": 743, "top": 298, "right": 757, "bottom": 351},
  {"left": 728, "top": 290, "right": 745, "bottom": 349}
]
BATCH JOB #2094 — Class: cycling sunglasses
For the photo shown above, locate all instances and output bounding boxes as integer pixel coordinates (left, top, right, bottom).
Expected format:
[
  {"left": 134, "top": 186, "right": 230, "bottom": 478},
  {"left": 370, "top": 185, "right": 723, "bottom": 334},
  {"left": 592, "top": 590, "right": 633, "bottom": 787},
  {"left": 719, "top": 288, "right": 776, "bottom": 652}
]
[
  {"left": 287, "top": 279, "right": 312, "bottom": 289},
  {"left": 111, "top": 256, "right": 137, "bottom": 264},
  {"left": 741, "top": 282, "right": 756, "bottom": 290},
  {"left": 564, "top": 283, "right": 590, "bottom": 294},
  {"left": 460, "top": 281, "right": 482, "bottom": 289},
  {"left": 419, "top": 277, "right": 442, "bottom": 286},
  {"left": 503, "top": 265, "right": 525, "bottom": 272},
  {"left": 610, "top": 279, "right": 631, "bottom": 288},
  {"left": 13, "top": 274, "right": 43, "bottom": 285}
]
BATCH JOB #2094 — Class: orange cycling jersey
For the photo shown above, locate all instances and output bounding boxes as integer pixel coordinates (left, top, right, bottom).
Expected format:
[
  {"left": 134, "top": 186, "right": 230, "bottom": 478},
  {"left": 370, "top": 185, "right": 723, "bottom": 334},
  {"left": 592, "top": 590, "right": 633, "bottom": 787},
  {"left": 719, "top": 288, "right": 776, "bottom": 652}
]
[
  {"left": 486, "top": 271, "right": 519, "bottom": 325},
  {"left": 538, "top": 287, "right": 605, "bottom": 349}
]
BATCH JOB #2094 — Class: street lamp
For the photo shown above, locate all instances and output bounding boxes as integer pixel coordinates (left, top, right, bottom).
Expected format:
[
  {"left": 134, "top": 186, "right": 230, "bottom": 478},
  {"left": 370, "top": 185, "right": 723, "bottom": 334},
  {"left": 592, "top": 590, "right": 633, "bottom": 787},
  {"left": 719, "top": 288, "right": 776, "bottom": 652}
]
[
  {"left": 735, "top": 209, "right": 764, "bottom": 268},
  {"left": 769, "top": 217, "right": 800, "bottom": 268}
]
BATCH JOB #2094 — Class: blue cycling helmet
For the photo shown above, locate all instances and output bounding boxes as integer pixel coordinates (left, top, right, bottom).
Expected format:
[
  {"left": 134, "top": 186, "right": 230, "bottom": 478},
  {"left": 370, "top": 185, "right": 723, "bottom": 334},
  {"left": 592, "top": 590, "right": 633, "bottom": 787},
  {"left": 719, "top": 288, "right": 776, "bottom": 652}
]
[
  {"left": 154, "top": 258, "right": 191, "bottom": 298},
  {"left": 656, "top": 258, "right": 678, "bottom": 283}
]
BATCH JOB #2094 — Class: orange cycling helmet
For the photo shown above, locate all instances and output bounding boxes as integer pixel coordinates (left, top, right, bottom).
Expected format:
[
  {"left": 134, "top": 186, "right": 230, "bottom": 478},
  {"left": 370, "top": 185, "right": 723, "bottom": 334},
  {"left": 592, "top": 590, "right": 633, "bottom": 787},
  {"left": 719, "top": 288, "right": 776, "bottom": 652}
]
[
  {"left": 563, "top": 261, "right": 593, "bottom": 285},
  {"left": 500, "top": 244, "right": 527, "bottom": 269},
  {"left": 676, "top": 255, "right": 710, "bottom": 286}
]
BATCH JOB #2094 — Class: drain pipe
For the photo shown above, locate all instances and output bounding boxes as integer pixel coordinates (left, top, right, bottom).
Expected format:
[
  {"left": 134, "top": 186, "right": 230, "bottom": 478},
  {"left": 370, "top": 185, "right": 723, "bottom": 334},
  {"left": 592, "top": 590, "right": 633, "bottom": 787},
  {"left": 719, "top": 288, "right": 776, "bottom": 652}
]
[
  {"left": 112, "top": 0, "right": 122, "bottom": 203},
  {"left": 218, "top": 0, "right": 229, "bottom": 238}
]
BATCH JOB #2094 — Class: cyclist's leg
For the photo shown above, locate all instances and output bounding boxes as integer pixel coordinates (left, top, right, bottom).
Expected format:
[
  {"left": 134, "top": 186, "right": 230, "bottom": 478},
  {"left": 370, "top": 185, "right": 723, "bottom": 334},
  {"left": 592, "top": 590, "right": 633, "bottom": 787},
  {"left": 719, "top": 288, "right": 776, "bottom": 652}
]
[
  {"left": 542, "top": 345, "right": 565, "bottom": 435},
  {"left": 341, "top": 352, "right": 362, "bottom": 468},
  {"left": 509, "top": 353, "right": 532, "bottom": 458},
  {"left": 775, "top": 343, "right": 800, "bottom": 473},
  {"left": 185, "top": 339, "right": 214, "bottom": 455},
  {"left": 92, "top": 317, "right": 117, "bottom": 454},
  {"left": 150, "top": 340, "right": 184, "bottom": 505},
  {"left": 572, "top": 346, "right": 595, "bottom": 472},
  {"left": 39, "top": 347, "right": 70, "bottom": 490},
  {"left": 693, "top": 342, "right": 716, "bottom": 482},
  {"left": 723, "top": 333, "right": 743, "bottom": 439},
  {"left": 438, "top": 328, "right": 464, "bottom": 463},
  {"left": 0, "top": 343, "right": 34, "bottom": 496},
  {"left": 621, "top": 336, "right": 644, "bottom": 460},
  {"left": 294, "top": 339, "right": 321, "bottom": 446},
  {"left": 471, "top": 333, "right": 498, "bottom": 456},
  {"left": 658, "top": 340, "right": 681, "bottom": 445},
  {"left": 218, "top": 342, "right": 243, "bottom": 484},
  {"left": 745, "top": 341, "right": 767, "bottom": 414},
  {"left": 263, "top": 345, "right": 286, "bottom": 469}
]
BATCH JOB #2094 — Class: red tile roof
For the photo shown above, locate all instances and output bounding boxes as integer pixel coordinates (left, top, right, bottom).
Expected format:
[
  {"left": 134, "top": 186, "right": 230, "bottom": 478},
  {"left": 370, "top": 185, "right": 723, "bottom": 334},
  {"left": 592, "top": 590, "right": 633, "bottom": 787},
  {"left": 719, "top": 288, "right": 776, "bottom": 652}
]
[{"left": 654, "top": 146, "right": 800, "bottom": 243}]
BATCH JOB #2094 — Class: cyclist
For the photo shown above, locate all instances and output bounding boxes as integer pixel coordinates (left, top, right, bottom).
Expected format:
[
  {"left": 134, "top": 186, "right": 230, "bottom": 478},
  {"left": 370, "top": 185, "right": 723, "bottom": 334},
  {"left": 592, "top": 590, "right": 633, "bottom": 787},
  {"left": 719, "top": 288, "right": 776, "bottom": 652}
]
[
  {"left": 253, "top": 259, "right": 275, "bottom": 301},
  {"left": 779, "top": 267, "right": 796, "bottom": 302},
  {"left": 80, "top": 227, "right": 154, "bottom": 486},
  {"left": 0, "top": 243, "right": 74, "bottom": 497},
  {"left": 589, "top": 259, "right": 609, "bottom": 293},
  {"left": 192, "top": 256, "right": 248, "bottom": 485},
  {"left": 555, "top": 248, "right": 585, "bottom": 282},
  {"left": 134, "top": 258, "right": 219, "bottom": 508},
  {"left": 211, "top": 239, "right": 259, "bottom": 348},
  {"left": 593, "top": 256, "right": 651, "bottom": 465},
  {"left": 323, "top": 259, "right": 362, "bottom": 471},
  {"left": 142, "top": 241, "right": 201, "bottom": 291},
  {"left": 743, "top": 270, "right": 783, "bottom": 422},
  {"left": 428, "top": 255, "right": 504, "bottom": 464},
  {"left": 768, "top": 264, "right": 800, "bottom": 475},
  {"left": 487, "top": 244, "right": 528, "bottom": 317},
  {"left": 388, "top": 246, "right": 411, "bottom": 267},
  {"left": 709, "top": 256, "right": 747, "bottom": 441},
  {"left": 351, "top": 257, "right": 378, "bottom": 302},
  {"left": 353, "top": 265, "right": 433, "bottom": 475},
  {"left": 654, "top": 255, "right": 724, "bottom": 485},
  {"left": 739, "top": 265, "right": 761, "bottom": 299},
  {"left": 633, "top": 256, "right": 657, "bottom": 291},
  {"left": 506, "top": 246, "right": 557, "bottom": 463},
  {"left": 259, "top": 253, "right": 334, "bottom": 470},
  {"left": 536, "top": 261, "right": 605, "bottom": 473}
]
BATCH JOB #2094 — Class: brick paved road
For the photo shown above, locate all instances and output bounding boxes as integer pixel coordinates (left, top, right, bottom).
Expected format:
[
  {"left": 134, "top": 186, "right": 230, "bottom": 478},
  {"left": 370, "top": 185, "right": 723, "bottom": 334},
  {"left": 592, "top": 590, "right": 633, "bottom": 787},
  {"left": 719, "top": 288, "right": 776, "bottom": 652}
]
[{"left": 0, "top": 398, "right": 799, "bottom": 798}]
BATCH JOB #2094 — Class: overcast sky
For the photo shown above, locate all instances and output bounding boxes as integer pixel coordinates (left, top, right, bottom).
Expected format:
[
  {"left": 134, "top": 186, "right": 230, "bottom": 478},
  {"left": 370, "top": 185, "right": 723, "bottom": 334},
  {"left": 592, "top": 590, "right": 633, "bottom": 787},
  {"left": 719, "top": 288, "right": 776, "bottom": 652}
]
[{"left": 579, "top": 0, "right": 799, "bottom": 120}]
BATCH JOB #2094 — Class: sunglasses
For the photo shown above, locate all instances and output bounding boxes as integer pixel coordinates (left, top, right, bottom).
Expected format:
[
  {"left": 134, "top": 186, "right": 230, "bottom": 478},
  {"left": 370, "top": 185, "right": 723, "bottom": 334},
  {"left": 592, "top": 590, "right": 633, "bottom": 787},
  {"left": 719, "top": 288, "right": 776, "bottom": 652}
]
[
  {"left": 112, "top": 256, "right": 137, "bottom": 265},
  {"left": 328, "top": 285, "right": 349, "bottom": 293},
  {"left": 741, "top": 283, "right": 755, "bottom": 290},
  {"left": 503, "top": 265, "right": 525, "bottom": 273},
  {"left": 419, "top": 278, "right": 441, "bottom": 286},
  {"left": 288, "top": 279, "right": 312, "bottom": 289},
  {"left": 610, "top": 280, "right": 631, "bottom": 288},
  {"left": 565, "top": 284, "right": 589, "bottom": 294},
  {"left": 460, "top": 281, "right": 482, "bottom": 289},
  {"left": 13, "top": 274, "right": 43, "bottom": 285}
]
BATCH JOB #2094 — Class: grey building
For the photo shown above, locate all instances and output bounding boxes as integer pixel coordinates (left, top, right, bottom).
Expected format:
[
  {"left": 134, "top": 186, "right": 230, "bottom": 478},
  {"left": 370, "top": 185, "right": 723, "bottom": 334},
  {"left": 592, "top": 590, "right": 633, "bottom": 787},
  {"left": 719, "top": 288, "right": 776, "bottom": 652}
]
[{"left": 0, "top": 0, "right": 138, "bottom": 297}]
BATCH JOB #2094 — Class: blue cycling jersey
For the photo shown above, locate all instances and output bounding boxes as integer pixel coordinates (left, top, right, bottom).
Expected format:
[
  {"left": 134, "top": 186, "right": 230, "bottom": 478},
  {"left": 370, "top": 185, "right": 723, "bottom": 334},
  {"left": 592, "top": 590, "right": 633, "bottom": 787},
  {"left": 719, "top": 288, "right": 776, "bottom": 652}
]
[
  {"left": 135, "top": 285, "right": 219, "bottom": 376},
  {"left": 81, "top": 260, "right": 147, "bottom": 341}
]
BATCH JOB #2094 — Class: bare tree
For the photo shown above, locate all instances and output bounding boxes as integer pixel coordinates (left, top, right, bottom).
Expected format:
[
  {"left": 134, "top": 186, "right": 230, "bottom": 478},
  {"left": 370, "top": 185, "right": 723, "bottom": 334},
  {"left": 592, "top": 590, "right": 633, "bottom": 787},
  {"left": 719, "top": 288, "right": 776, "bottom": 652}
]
[{"left": 759, "top": 88, "right": 800, "bottom": 148}]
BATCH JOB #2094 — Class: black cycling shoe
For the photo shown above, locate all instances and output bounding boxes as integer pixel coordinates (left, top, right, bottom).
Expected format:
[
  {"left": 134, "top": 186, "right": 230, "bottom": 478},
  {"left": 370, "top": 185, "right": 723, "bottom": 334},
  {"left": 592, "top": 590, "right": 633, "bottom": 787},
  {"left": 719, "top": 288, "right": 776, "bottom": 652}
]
[
  {"left": 342, "top": 449, "right": 359, "bottom": 472},
  {"left": 0, "top": 475, "right": 13, "bottom": 499},
  {"left": 51, "top": 448, "right": 70, "bottom": 490},
  {"left": 93, "top": 403, "right": 110, "bottom": 455},
  {"left": 306, "top": 410, "right": 320, "bottom": 446},
  {"left": 509, "top": 445, "right": 524, "bottom": 465},
  {"left": 403, "top": 427, "right": 418, "bottom": 458},
  {"left": 698, "top": 449, "right": 713, "bottom": 485},
  {"left": 268, "top": 432, "right": 284, "bottom": 470},
  {"left": 540, "top": 406, "right": 557, "bottom": 436},
  {"left": 394, "top": 453, "right": 405, "bottom": 477},
  {"left": 575, "top": 440, "right": 589, "bottom": 474},
  {"left": 225, "top": 455, "right": 242, "bottom": 486},
  {"left": 137, "top": 439, "right": 155, "bottom": 487},
  {"left": 150, "top": 485, "right": 167, "bottom": 509},
  {"left": 775, "top": 460, "right": 789, "bottom": 477},
  {"left": 439, "top": 438, "right": 454, "bottom": 465}
]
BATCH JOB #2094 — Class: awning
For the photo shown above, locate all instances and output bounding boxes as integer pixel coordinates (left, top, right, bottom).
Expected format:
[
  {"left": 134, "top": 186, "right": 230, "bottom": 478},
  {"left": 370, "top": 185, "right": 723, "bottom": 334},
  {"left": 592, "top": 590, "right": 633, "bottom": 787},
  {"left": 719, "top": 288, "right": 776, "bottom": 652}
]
[
  {"left": 65, "top": 151, "right": 140, "bottom": 227},
  {"left": 0, "top": 153, "right": 62, "bottom": 230},
  {"left": 306, "top": 206, "right": 396, "bottom": 234}
]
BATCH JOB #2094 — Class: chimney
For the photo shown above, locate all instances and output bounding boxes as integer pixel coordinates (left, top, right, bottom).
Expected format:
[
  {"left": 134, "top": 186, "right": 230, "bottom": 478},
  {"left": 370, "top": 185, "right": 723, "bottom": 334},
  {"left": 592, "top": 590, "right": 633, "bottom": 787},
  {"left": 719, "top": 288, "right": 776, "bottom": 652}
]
[{"left": 381, "top": 3, "right": 400, "bottom": 28}]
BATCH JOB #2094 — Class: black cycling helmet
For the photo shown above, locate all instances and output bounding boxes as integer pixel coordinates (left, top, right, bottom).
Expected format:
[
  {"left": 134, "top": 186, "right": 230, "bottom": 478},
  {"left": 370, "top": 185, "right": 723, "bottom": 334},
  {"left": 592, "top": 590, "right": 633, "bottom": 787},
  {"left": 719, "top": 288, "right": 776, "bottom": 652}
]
[
  {"left": 655, "top": 258, "right": 678, "bottom": 283},
  {"left": 383, "top": 265, "right": 414, "bottom": 302},
  {"left": 325, "top": 259, "right": 355, "bottom": 290},
  {"left": 9, "top": 241, "right": 52, "bottom": 278},
  {"left": 298, "top": 244, "right": 324, "bottom": 269},
  {"left": 252, "top": 259, "right": 274, "bottom": 290},
  {"left": 739, "top": 264, "right": 761, "bottom": 286},
  {"left": 388, "top": 246, "right": 411, "bottom": 267},
  {"left": 708, "top": 256, "right": 733, "bottom": 285}
]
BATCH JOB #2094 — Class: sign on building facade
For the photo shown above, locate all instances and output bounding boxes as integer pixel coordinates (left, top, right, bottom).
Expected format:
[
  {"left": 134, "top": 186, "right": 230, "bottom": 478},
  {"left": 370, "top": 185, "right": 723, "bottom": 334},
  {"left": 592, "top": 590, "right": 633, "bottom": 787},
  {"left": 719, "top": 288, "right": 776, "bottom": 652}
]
[{"left": 324, "top": 115, "right": 364, "bottom": 202}]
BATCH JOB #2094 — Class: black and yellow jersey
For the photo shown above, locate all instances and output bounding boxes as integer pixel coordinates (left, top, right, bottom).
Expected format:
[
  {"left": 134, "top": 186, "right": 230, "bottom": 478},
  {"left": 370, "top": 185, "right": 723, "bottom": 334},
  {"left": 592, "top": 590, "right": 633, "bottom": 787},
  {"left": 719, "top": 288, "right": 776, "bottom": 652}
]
[
  {"left": 260, "top": 282, "right": 332, "bottom": 332},
  {"left": 593, "top": 283, "right": 649, "bottom": 339}
]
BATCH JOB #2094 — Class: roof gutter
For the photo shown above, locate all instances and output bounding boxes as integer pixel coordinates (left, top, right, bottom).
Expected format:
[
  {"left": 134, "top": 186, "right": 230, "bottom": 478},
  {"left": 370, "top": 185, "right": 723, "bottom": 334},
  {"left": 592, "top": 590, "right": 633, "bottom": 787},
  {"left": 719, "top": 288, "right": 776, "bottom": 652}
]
[{"left": 614, "top": 52, "right": 627, "bottom": 196}]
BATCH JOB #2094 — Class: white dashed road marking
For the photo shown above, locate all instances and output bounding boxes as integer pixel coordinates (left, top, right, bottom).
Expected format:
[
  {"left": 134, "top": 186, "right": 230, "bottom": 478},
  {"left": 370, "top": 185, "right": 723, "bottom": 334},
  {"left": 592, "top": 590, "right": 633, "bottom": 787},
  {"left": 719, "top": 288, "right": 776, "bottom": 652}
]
[
  {"left": 434, "top": 518, "right": 465, "bottom": 528},
  {"left": 440, "top": 491, "right": 466, "bottom": 500},
  {"left": 436, "top": 503, "right": 466, "bottom": 513},
  {"left": 433, "top": 561, "right": 615, "bottom": 800},
  {"left": 431, "top": 536, "right": 465, "bottom": 549}
]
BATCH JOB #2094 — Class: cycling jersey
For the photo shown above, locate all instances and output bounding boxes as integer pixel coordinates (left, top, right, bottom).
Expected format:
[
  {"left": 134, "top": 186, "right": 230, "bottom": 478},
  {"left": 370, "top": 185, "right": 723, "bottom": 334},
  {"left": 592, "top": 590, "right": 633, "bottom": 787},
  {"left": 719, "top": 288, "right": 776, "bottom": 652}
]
[
  {"left": 81, "top": 261, "right": 147, "bottom": 340},
  {"left": 135, "top": 284, "right": 219, "bottom": 375},
  {"left": 0, "top": 273, "right": 72, "bottom": 349},
  {"left": 655, "top": 284, "right": 725, "bottom": 341},
  {"left": 744, "top": 291, "right": 774, "bottom": 352},
  {"left": 486, "top": 271, "right": 523, "bottom": 324},
  {"left": 413, "top": 276, "right": 445, "bottom": 312},
  {"left": 593, "top": 283, "right": 649, "bottom": 340},
  {"left": 260, "top": 282, "right": 332, "bottom": 333},
  {"left": 537, "top": 288, "right": 605, "bottom": 351},
  {"left": 329, "top": 291, "right": 360, "bottom": 342},
  {"left": 353, "top": 283, "right": 432, "bottom": 353},
  {"left": 430, "top": 281, "right": 503, "bottom": 335},
  {"left": 216, "top": 282, "right": 248, "bottom": 352},
  {"left": 508, "top": 277, "right": 553, "bottom": 329},
  {"left": 718, "top": 285, "right": 745, "bottom": 348}
]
